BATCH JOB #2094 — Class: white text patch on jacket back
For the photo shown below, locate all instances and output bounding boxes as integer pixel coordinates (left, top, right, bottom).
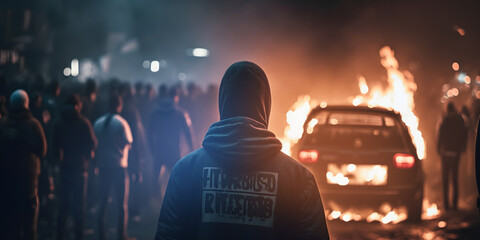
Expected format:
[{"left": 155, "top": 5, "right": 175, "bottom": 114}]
[{"left": 201, "top": 167, "right": 278, "bottom": 228}]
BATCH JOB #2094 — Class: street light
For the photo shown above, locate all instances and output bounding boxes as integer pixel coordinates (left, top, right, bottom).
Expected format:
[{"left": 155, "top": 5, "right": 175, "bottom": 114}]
[
  {"left": 71, "top": 59, "right": 79, "bottom": 76},
  {"left": 151, "top": 60, "right": 160, "bottom": 72},
  {"left": 186, "top": 48, "right": 209, "bottom": 57}
]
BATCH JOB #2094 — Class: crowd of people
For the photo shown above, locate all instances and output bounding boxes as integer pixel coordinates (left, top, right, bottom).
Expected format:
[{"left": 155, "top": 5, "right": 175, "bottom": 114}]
[{"left": 0, "top": 74, "right": 219, "bottom": 240}]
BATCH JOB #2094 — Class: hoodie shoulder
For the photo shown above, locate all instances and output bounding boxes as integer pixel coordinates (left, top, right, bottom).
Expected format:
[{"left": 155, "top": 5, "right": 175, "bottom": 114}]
[
  {"left": 274, "top": 151, "right": 316, "bottom": 179},
  {"left": 168, "top": 148, "right": 208, "bottom": 187},
  {"left": 174, "top": 148, "right": 207, "bottom": 168}
]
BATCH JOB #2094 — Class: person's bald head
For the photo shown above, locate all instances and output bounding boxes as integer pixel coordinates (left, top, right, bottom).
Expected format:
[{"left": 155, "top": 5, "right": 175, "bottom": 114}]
[{"left": 9, "top": 89, "right": 29, "bottom": 110}]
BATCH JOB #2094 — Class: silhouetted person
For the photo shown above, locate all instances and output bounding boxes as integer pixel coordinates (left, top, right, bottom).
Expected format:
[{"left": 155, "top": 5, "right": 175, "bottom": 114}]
[
  {"left": 41, "top": 80, "right": 61, "bottom": 206},
  {"left": 437, "top": 102, "right": 468, "bottom": 211},
  {"left": 0, "top": 89, "right": 47, "bottom": 240},
  {"left": 155, "top": 62, "right": 329, "bottom": 240},
  {"left": 28, "top": 91, "right": 55, "bottom": 228},
  {"left": 42, "top": 80, "right": 61, "bottom": 128},
  {"left": 0, "top": 95, "right": 6, "bottom": 119},
  {"left": 0, "top": 74, "right": 6, "bottom": 99},
  {"left": 53, "top": 94, "right": 97, "bottom": 240},
  {"left": 175, "top": 84, "right": 188, "bottom": 111},
  {"left": 148, "top": 88, "right": 194, "bottom": 197},
  {"left": 119, "top": 83, "right": 146, "bottom": 221},
  {"left": 81, "top": 78, "right": 100, "bottom": 123},
  {"left": 157, "top": 84, "right": 168, "bottom": 102},
  {"left": 135, "top": 82, "right": 155, "bottom": 134},
  {"left": 81, "top": 79, "right": 102, "bottom": 212},
  {"left": 461, "top": 105, "right": 471, "bottom": 131},
  {"left": 185, "top": 82, "right": 203, "bottom": 148},
  {"left": 29, "top": 93, "right": 44, "bottom": 125},
  {"left": 93, "top": 95, "right": 134, "bottom": 240},
  {"left": 145, "top": 84, "right": 155, "bottom": 102},
  {"left": 134, "top": 82, "right": 144, "bottom": 100}
]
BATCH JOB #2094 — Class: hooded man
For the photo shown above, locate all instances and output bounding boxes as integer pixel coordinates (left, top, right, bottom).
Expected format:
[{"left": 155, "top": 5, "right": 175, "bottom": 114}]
[
  {"left": 53, "top": 94, "right": 97, "bottom": 240},
  {"left": 155, "top": 62, "right": 329, "bottom": 240},
  {"left": 0, "top": 89, "right": 47, "bottom": 240}
]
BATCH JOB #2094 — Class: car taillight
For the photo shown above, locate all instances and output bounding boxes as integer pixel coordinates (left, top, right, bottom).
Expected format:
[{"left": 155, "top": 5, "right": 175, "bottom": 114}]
[
  {"left": 298, "top": 150, "right": 319, "bottom": 163},
  {"left": 394, "top": 153, "right": 415, "bottom": 168}
]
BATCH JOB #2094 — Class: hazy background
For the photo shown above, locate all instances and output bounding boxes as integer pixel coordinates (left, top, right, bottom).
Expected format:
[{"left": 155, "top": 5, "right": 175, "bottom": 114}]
[{"left": 2, "top": 0, "right": 480, "bottom": 206}]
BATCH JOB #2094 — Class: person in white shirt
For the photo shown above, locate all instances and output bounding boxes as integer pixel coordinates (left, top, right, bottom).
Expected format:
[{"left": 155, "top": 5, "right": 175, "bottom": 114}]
[{"left": 93, "top": 94, "right": 134, "bottom": 240}]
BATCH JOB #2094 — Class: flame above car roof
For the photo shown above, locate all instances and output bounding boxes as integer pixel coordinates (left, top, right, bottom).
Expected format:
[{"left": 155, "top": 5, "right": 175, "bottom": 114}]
[{"left": 310, "top": 105, "right": 401, "bottom": 116}]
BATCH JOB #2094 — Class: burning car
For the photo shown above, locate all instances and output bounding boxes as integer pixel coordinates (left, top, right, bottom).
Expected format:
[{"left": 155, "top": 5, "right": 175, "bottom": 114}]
[{"left": 292, "top": 105, "right": 424, "bottom": 223}]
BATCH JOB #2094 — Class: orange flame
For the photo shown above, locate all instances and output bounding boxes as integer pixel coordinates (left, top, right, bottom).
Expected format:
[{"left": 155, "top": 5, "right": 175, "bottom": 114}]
[
  {"left": 351, "top": 46, "right": 426, "bottom": 159},
  {"left": 328, "top": 204, "right": 408, "bottom": 224},
  {"left": 279, "top": 47, "right": 434, "bottom": 225},
  {"left": 280, "top": 95, "right": 316, "bottom": 155},
  {"left": 358, "top": 75, "right": 369, "bottom": 94},
  {"left": 422, "top": 200, "right": 441, "bottom": 220},
  {"left": 280, "top": 46, "right": 426, "bottom": 161}
]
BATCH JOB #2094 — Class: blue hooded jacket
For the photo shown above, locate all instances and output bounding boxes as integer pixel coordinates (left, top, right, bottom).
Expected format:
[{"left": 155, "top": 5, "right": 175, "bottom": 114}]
[{"left": 155, "top": 61, "right": 329, "bottom": 240}]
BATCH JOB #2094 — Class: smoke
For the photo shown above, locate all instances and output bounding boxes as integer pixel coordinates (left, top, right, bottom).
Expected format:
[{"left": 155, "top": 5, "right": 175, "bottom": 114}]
[
  {"left": 34, "top": 0, "right": 480, "bottom": 207},
  {"left": 182, "top": 0, "right": 480, "bottom": 208}
]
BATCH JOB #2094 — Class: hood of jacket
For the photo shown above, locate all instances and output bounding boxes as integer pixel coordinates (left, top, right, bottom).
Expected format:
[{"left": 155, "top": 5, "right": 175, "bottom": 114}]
[
  {"left": 218, "top": 61, "right": 271, "bottom": 127},
  {"left": 202, "top": 117, "right": 282, "bottom": 163},
  {"left": 203, "top": 61, "right": 282, "bottom": 164}
]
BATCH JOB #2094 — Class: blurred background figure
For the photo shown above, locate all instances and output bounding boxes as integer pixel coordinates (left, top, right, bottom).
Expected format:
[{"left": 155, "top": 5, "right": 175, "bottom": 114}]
[
  {"left": 43, "top": 80, "right": 61, "bottom": 129},
  {"left": 0, "top": 89, "right": 47, "bottom": 240},
  {"left": 437, "top": 102, "right": 468, "bottom": 211},
  {"left": 93, "top": 94, "right": 134, "bottom": 240},
  {"left": 81, "top": 79, "right": 102, "bottom": 215},
  {"left": 119, "top": 83, "right": 146, "bottom": 222},
  {"left": 134, "top": 82, "right": 144, "bottom": 102},
  {"left": 184, "top": 82, "right": 202, "bottom": 148},
  {"left": 138, "top": 83, "right": 155, "bottom": 129},
  {"left": 156, "top": 84, "right": 168, "bottom": 110},
  {"left": 0, "top": 96, "right": 7, "bottom": 119},
  {"left": 81, "top": 78, "right": 100, "bottom": 124},
  {"left": 29, "top": 91, "right": 54, "bottom": 225},
  {"left": 148, "top": 87, "right": 194, "bottom": 199},
  {"left": 0, "top": 75, "right": 6, "bottom": 114},
  {"left": 29, "top": 93, "right": 44, "bottom": 125},
  {"left": 134, "top": 82, "right": 147, "bottom": 127},
  {"left": 52, "top": 94, "right": 97, "bottom": 240},
  {"left": 39, "top": 80, "right": 61, "bottom": 231}
]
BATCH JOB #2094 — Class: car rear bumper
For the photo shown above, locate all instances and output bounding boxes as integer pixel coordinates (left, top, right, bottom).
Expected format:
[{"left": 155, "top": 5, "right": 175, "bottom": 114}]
[{"left": 318, "top": 184, "right": 422, "bottom": 209}]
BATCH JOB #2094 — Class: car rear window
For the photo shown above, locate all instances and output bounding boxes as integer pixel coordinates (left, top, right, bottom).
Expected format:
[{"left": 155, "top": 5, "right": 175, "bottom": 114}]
[{"left": 304, "top": 111, "right": 408, "bottom": 150}]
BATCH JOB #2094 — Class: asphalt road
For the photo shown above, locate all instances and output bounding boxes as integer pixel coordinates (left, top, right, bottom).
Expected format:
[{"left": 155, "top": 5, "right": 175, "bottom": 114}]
[
  {"left": 327, "top": 210, "right": 480, "bottom": 240},
  {"left": 37, "top": 194, "right": 479, "bottom": 240},
  {"left": 80, "top": 201, "right": 479, "bottom": 240}
]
